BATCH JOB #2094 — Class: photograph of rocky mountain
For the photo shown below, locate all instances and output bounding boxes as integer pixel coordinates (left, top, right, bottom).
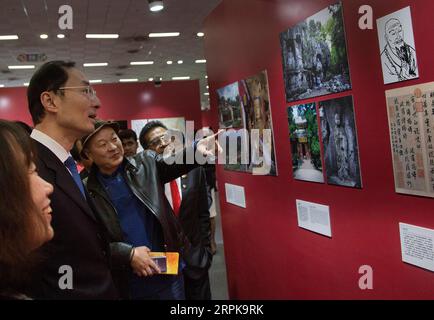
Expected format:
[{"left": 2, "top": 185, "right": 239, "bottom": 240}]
[
  {"left": 319, "top": 96, "right": 362, "bottom": 188},
  {"left": 280, "top": 2, "right": 351, "bottom": 102}
]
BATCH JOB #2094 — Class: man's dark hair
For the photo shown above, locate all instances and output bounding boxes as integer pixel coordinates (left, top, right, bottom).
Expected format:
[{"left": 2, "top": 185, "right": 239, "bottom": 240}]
[
  {"left": 139, "top": 120, "right": 167, "bottom": 149},
  {"left": 118, "top": 129, "right": 137, "bottom": 142},
  {"left": 27, "top": 60, "right": 76, "bottom": 125}
]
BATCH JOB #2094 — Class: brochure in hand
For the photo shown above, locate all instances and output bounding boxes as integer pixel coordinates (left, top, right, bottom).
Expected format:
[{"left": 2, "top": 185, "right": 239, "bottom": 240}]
[{"left": 149, "top": 252, "right": 179, "bottom": 275}]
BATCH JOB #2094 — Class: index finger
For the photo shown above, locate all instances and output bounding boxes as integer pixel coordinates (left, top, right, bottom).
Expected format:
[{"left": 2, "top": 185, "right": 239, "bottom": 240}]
[
  {"left": 149, "top": 260, "right": 161, "bottom": 274},
  {"left": 206, "top": 129, "right": 225, "bottom": 140}
]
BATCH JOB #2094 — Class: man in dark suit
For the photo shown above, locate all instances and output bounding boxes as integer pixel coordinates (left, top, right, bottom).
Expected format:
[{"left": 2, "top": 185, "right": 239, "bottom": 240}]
[
  {"left": 26, "top": 61, "right": 118, "bottom": 299},
  {"left": 140, "top": 121, "right": 213, "bottom": 300}
]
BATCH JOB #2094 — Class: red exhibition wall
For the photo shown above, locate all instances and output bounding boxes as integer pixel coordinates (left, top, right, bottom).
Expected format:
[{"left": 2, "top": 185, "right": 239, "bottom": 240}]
[
  {"left": 0, "top": 80, "right": 203, "bottom": 128},
  {"left": 204, "top": 0, "right": 434, "bottom": 299}
]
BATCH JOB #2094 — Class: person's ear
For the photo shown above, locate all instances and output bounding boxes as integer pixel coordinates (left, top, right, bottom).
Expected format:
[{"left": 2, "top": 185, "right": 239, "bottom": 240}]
[
  {"left": 83, "top": 149, "right": 93, "bottom": 162},
  {"left": 40, "top": 91, "right": 58, "bottom": 113}
]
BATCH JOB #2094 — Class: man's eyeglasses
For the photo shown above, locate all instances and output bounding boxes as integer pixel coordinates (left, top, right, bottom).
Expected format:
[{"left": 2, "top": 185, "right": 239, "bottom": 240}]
[
  {"left": 148, "top": 134, "right": 170, "bottom": 148},
  {"left": 58, "top": 85, "right": 97, "bottom": 98}
]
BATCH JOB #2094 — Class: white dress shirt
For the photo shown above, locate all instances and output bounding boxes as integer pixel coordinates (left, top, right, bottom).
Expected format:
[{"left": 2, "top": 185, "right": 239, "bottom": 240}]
[
  {"left": 164, "top": 177, "right": 183, "bottom": 210},
  {"left": 31, "top": 129, "right": 74, "bottom": 175}
]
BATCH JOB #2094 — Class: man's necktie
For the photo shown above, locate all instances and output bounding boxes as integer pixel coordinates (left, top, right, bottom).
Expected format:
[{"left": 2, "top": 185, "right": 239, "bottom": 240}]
[
  {"left": 64, "top": 156, "right": 86, "bottom": 198},
  {"left": 169, "top": 179, "right": 181, "bottom": 217}
]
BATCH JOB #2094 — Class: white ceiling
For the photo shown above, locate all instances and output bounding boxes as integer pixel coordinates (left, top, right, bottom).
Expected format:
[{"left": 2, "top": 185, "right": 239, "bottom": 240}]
[{"left": 0, "top": 0, "right": 221, "bottom": 107}]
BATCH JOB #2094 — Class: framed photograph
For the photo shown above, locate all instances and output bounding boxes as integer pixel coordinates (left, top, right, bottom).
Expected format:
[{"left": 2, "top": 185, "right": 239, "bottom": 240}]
[
  {"left": 217, "top": 71, "right": 278, "bottom": 176},
  {"left": 243, "top": 71, "right": 277, "bottom": 176},
  {"left": 319, "top": 96, "right": 362, "bottom": 188},
  {"left": 288, "top": 103, "right": 324, "bottom": 183},
  {"left": 279, "top": 1, "right": 351, "bottom": 102},
  {"left": 217, "top": 82, "right": 245, "bottom": 129}
]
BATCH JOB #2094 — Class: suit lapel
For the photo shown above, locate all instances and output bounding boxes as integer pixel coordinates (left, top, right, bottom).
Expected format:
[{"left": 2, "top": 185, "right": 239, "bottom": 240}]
[
  {"left": 34, "top": 141, "right": 97, "bottom": 221},
  {"left": 180, "top": 174, "right": 189, "bottom": 206}
]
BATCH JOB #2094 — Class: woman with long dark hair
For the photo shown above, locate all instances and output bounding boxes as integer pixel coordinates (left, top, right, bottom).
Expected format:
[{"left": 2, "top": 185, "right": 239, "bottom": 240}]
[{"left": 0, "top": 120, "right": 54, "bottom": 299}]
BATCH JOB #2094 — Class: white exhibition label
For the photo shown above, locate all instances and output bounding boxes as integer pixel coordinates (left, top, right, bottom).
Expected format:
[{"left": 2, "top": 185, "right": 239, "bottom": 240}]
[
  {"left": 296, "top": 200, "right": 332, "bottom": 237},
  {"left": 225, "top": 183, "right": 246, "bottom": 208},
  {"left": 399, "top": 222, "right": 434, "bottom": 272}
]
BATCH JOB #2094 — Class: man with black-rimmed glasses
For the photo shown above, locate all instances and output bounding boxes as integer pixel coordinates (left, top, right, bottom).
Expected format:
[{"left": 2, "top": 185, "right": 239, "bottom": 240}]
[{"left": 26, "top": 61, "right": 118, "bottom": 299}]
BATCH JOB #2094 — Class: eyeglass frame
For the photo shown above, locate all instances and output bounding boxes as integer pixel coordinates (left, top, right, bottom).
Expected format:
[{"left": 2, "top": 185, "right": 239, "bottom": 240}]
[
  {"left": 148, "top": 134, "right": 170, "bottom": 148},
  {"left": 148, "top": 129, "right": 184, "bottom": 149},
  {"left": 57, "top": 85, "right": 97, "bottom": 98}
]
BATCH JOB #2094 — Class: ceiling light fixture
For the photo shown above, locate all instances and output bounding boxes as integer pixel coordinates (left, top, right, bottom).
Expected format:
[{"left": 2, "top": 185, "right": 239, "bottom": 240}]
[
  {"left": 57, "top": 34, "right": 65, "bottom": 39},
  {"left": 172, "top": 76, "right": 190, "bottom": 80},
  {"left": 86, "top": 34, "right": 119, "bottom": 39},
  {"left": 197, "top": 32, "right": 204, "bottom": 37},
  {"left": 89, "top": 80, "right": 102, "bottom": 83},
  {"left": 195, "top": 59, "right": 206, "bottom": 64},
  {"left": 148, "top": 78, "right": 154, "bottom": 82},
  {"left": 204, "top": 92, "right": 209, "bottom": 96},
  {"left": 149, "top": 32, "right": 180, "bottom": 38},
  {"left": 8, "top": 65, "right": 35, "bottom": 70},
  {"left": 83, "top": 63, "right": 108, "bottom": 67},
  {"left": 0, "top": 84, "right": 4, "bottom": 87},
  {"left": 148, "top": 0, "right": 164, "bottom": 12},
  {"left": 166, "top": 60, "right": 173, "bottom": 65},
  {"left": 0, "top": 35, "right": 19, "bottom": 40},
  {"left": 23, "top": 82, "right": 29, "bottom": 86},
  {"left": 119, "top": 78, "right": 138, "bottom": 82},
  {"left": 177, "top": 60, "right": 183, "bottom": 64},
  {"left": 130, "top": 61, "right": 154, "bottom": 65},
  {"left": 40, "top": 34, "right": 48, "bottom": 39}
]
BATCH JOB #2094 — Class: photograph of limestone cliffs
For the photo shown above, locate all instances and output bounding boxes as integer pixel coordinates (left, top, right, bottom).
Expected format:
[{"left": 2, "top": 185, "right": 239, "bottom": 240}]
[
  {"left": 288, "top": 103, "right": 324, "bottom": 183},
  {"left": 319, "top": 96, "right": 362, "bottom": 189},
  {"left": 279, "top": 2, "right": 351, "bottom": 102}
]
